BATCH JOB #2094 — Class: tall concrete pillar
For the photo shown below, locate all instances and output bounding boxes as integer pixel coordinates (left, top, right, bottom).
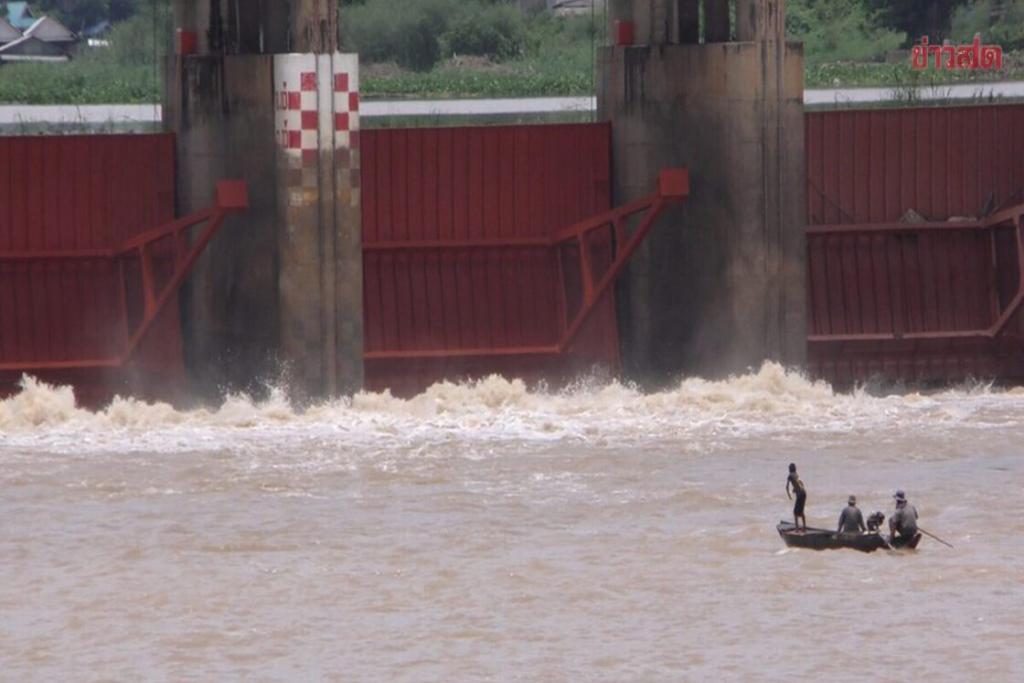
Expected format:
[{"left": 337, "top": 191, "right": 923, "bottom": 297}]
[
  {"left": 167, "top": 1, "right": 363, "bottom": 400},
  {"left": 164, "top": 52, "right": 281, "bottom": 397},
  {"left": 274, "top": 54, "right": 363, "bottom": 399},
  {"left": 290, "top": 0, "right": 338, "bottom": 53},
  {"left": 599, "top": 0, "right": 806, "bottom": 384}
]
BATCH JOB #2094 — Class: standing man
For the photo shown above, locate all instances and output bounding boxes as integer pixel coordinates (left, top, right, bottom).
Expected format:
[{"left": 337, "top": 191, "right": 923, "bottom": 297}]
[
  {"left": 786, "top": 463, "right": 807, "bottom": 530},
  {"left": 889, "top": 489, "right": 919, "bottom": 545},
  {"left": 837, "top": 494, "right": 866, "bottom": 534}
]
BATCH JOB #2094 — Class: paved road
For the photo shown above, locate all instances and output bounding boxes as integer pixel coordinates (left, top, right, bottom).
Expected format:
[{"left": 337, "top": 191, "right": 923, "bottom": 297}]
[
  {"left": 804, "top": 80, "right": 1024, "bottom": 106},
  {"left": 0, "top": 103, "right": 161, "bottom": 126},
  {"left": 3, "top": 80, "right": 1023, "bottom": 125}
]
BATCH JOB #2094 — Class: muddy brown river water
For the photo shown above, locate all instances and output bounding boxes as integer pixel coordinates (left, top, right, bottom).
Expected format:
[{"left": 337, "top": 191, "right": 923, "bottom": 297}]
[{"left": 1, "top": 364, "right": 1022, "bottom": 681}]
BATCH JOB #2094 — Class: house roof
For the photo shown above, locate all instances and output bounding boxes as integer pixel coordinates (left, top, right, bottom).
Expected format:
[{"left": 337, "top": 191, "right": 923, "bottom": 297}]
[
  {"left": 0, "top": 34, "right": 69, "bottom": 61},
  {"left": 24, "top": 15, "right": 76, "bottom": 43},
  {"left": 0, "top": 16, "right": 20, "bottom": 44},
  {"left": 4, "top": 2, "right": 35, "bottom": 31}
]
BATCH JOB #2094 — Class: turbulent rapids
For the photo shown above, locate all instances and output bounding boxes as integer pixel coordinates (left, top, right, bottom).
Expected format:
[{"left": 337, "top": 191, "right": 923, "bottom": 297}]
[
  {"left": 2, "top": 363, "right": 1023, "bottom": 680},
  {"left": 2, "top": 363, "right": 1022, "bottom": 454}
]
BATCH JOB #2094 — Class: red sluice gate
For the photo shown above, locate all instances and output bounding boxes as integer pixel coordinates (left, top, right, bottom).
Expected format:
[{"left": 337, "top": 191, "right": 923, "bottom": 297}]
[
  {"left": 4, "top": 104, "right": 1024, "bottom": 403},
  {"left": 807, "top": 204, "right": 1024, "bottom": 384},
  {"left": 0, "top": 133, "right": 247, "bottom": 403},
  {"left": 359, "top": 123, "right": 685, "bottom": 394},
  {"left": 364, "top": 163, "right": 689, "bottom": 394},
  {"left": 806, "top": 105, "right": 1024, "bottom": 385}
]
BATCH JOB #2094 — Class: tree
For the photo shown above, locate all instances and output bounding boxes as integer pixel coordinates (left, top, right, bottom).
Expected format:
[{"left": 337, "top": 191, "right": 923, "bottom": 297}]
[
  {"left": 787, "top": 0, "right": 905, "bottom": 63},
  {"left": 31, "top": 0, "right": 110, "bottom": 31},
  {"left": 950, "top": 0, "right": 1024, "bottom": 49},
  {"left": 30, "top": 0, "right": 144, "bottom": 29},
  {"left": 109, "top": 0, "right": 142, "bottom": 22},
  {"left": 864, "top": 0, "right": 969, "bottom": 42}
]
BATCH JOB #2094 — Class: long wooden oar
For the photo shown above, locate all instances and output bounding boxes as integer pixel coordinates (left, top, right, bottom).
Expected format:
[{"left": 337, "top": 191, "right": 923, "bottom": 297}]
[{"left": 919, "top": 528, "right": 954, "bottom": 548}]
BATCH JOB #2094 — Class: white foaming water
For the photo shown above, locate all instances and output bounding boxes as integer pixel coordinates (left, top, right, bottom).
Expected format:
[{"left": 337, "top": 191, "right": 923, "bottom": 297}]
[
  {"left": 2, "top": 363, "right": 1023, "bottom": 680},
  {"left": 1, "top": 363, "right": 1020, "bottom": 455}
]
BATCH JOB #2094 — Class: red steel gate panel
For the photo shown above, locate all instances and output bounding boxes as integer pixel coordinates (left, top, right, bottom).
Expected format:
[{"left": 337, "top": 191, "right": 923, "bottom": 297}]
[
  {"left": 362, "top": 123, "right": 616, "bottom": 393},
  {"left": 806, "top": 105, "right": 1024, "bottom": 384},
  {"left": 0, "top": 134, "right": 180, "bottom": 401},
  {"left": 807, "top": 105, "right": 1024, "bottom": 226}
]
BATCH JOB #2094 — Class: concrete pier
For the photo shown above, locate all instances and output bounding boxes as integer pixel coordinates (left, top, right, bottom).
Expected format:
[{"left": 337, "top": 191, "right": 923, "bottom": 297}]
[
  {"left": 273, "top": 53, "right": 363, "bottom": 398},
  {"left": 165, "top": 0, "right": 363, "bottom": 400},
  {"left": 163, "top": 53, "right": 281, "bottom": 395},
  {"left": 600, "top": 0, "right": 806, "bottom": 383}
]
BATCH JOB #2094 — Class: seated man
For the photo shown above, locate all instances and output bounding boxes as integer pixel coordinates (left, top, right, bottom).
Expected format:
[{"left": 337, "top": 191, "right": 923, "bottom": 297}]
[
  {"left": 837, "top": 494, "right": 866, "bottom": 534},
  {"left": 889, "top": 489, "right": 919, "bottom": 543}
]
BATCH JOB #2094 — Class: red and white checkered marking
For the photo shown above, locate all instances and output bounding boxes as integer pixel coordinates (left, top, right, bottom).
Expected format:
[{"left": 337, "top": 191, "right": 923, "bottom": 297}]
[
  {"left": 275, "top": 66, "right": 360, "bottom": 166},
  {"left": 332, "top": 71, "right": 360, "bottom": 150},
  {"left": 273, "top": 71, "right": 320, "bottom": 166}
]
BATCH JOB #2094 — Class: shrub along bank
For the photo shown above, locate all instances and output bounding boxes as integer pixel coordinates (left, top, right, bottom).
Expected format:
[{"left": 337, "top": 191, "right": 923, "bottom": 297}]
[{"left": 2, "top": 0, "right": 1024, "bottom": 104}]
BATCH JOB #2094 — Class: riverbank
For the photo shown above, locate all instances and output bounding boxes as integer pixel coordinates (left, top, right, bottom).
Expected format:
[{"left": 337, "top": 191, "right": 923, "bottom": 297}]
[
  {"left": 3, "top": 55, "right": 1024, "bottom": 106},
  {"left": 4, "top": 81, "right": 1024, "bottom": 135}
]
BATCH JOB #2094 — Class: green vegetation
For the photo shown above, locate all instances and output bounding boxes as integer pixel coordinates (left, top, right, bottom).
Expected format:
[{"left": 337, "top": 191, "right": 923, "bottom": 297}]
[
  {"left": 344, "top": 0, "right": 594, "bottom": 96},
  {"left": 950, "top": 0, "right": 1024, "bottom": 50},
  {"left": 31, "top": 0, "right": 126, "bottom": 31},
  {"left": 805, "top": 55, "right": 1024, "bottom": 88},
  {"left": 0, "top": 60, "right": 155, "bottom": 104},
  {"left": 342, "top": 0, "right": 458, "bottom": 71},
  {"left": 787, "top": 0, "right": 905, "bottom": 65},
  {"left": 342, "top": 0, "right": 530, "bottom": 70},
  {"left": 2, "top": 0, "right": 1023, "bottom": 104},
  {"left": 362, "top": 65, "right": 590, "bottom": 99},
  {"left": 360, "top": 7, "right": 598, "bottom": 98},
  {"left": 445, "top": 3, "right": 527, "bottom": 62},
  {"left": 0, "top": 1, "right": 168, "bottom": 104}
]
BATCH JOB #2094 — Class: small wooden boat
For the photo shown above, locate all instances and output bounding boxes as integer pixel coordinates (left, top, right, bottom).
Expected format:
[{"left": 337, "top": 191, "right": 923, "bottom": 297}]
[{"left": 777, "top": 520, "right": 890, "bottom": 553}]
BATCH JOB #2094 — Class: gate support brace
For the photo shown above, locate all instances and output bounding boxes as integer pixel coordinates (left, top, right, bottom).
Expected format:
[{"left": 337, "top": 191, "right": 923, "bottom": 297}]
[
  {"left": 807, "top": 202, "right": 1024, "bottom": 344},
  {"left": 0, "top": 180, "right": 248, "bottom": 372},
  {"left": 363, "top": 168, "right": 690, "bottom": 361}
]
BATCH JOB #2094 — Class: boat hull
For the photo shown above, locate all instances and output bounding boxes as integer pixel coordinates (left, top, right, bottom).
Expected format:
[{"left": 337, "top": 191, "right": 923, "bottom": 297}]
[
  {"left": 777, "top": 520, "right": 890, "bottom": 553},
  {"left": 890, "top": 532, "right": 922, "bottom": 550}
]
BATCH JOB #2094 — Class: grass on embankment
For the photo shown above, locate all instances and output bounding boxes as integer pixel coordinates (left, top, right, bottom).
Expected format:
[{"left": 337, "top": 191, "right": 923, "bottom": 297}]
[
  {"left": 3, "top": 0, "right": 1024, "bottom": 105},
  {"left": 0, "top": 61, "right": 157, "bottom": 105},
  {"left": 1, "top": 17, "right": 1022, "bottom": 106},
  {"left": 359, "top": 55, "right": 593, "bottom": 99},
  {"left": 0, "top": 59, "right": 593, "bottom": 105},
  {"left": 805, "top": 56, "right": 1024, "bottom": 89},
  {"left": 5, "top": 56, "right": 1024, "bottom": 105},
  {"left": 0, "top": 6, "right": 595, "bottom": 103}
]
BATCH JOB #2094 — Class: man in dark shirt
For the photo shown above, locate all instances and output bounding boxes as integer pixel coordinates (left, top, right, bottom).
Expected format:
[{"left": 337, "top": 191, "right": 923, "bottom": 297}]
[
  {"left": 889, "top": 489, "right": 919, "bottom": 543},
  {"left": 837, "top": 495, "right": 866, "bottom": 534},
  {"left": 786, "top": 463, "right": 807, "bottom": 530}
]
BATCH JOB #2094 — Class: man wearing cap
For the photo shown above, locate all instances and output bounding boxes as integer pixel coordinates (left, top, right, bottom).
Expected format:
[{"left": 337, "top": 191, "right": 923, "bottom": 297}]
[
  {"left": 837, "top": 495, "right": 866, "bottom": 534},
  {"left": 889, "top": 490, "right": 919, "bottom": 543}
]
